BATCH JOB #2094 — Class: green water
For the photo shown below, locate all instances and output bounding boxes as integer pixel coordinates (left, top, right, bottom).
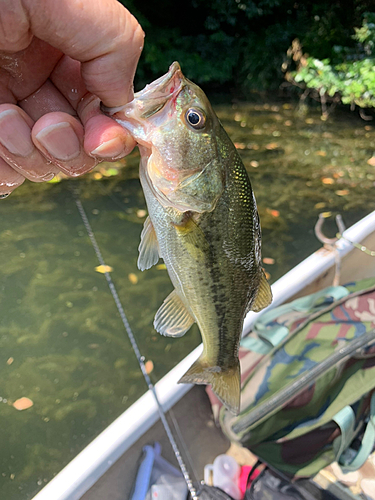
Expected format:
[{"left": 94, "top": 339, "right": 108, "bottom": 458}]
[{"left": 1, "top": 100, "right": 375, "bottom": 499}]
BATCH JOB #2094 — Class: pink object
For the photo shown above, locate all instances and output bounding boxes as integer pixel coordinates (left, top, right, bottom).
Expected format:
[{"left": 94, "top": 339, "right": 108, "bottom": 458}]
[{"left": 238, "top": 465, "right": 260, "bottom": 499}]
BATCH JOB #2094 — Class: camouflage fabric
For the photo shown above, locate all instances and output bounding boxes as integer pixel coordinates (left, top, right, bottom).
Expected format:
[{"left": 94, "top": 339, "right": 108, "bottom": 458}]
[{"left": 213, "top": 277, "right": 375, "bottom": 478}]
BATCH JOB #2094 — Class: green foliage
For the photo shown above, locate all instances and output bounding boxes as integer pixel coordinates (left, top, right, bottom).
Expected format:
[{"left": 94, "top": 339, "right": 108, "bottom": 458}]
[
  {"left": 354, "top": 12, "right": 375, "bottom": 53},
  {"left": 293, "top": 57, "right": 375, "bottom": 108},
  {"left": 118, "top": 0, "right": 373, "bottom": 93},
  {"left": 288, "top": 13, "right": 375, "bottom": 113},
  {"left": 338, "top": 59, "right": 375, "bottom": 107}
]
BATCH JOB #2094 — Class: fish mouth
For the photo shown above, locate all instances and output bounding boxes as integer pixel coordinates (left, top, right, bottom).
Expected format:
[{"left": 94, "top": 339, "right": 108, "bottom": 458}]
[
  {"left": 135, "top": 61, "right": 183, "bottom": 103},
  {"left": 101, "top": 62, "right": 184, "bottom": 118}
]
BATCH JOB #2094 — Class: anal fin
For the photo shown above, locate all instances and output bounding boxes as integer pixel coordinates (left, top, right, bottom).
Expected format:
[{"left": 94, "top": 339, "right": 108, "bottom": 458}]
[
  {"left": 154, "top": 290, "right": 195, "bottom": 337},
  {"left": 179, "top": 357, "right": 240, "bottom": 415},
  {"left": 251, "top": 269, "right": 273, "bottom": 313},
  {"left": 137, "top": 216, "right": 159, "bottom": 271}
]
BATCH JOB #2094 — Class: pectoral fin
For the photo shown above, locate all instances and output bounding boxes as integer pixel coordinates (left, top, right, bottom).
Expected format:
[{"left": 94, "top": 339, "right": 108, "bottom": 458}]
[
  {"left": 137, "top": 217, "right": 160, "bottom": 271},
  {"left": 173, "top": 216, "right": 209, "bottom": 259},
  {"left": 154, "top": 290, "right": 195, "bottom": 337},
  {"left": 251, "top": 270, "right": 273, "bottom": 312},
  {"left": 179, "top": 357, "right": 240, "bottom": 415}
]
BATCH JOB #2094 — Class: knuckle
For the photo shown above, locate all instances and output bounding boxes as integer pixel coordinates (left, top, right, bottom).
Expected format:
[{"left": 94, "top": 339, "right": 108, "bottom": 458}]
[{"left": 0, "top": 1, "right": 32, "bottom": 51}]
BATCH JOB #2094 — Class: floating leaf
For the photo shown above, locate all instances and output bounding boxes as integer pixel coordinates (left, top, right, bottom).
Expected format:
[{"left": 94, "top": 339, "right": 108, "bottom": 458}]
[
  {"left": 106, "top": 168, "right": 118, "bottom": 176},
  {"left": 315, "top": 202, "right": 326, "bottom": 209},
  {"left": 333, "top": 171, "right": 344, "bottom": 178},
  {"left": 315, "top": 150, "right": 326, "bottom": 156},
  {"left": 284, "top": 120, "right": 292, "bottom": 126},
  {"left": 321, "top": 211, "right": 332, "bottom": 218},
  {"left": 250, "top": 160, "right": 259, "bottom": 168},
  {"left": 263, "top": 257, "right": 275, "bottom": 265},
  {"left": 322, "top": 177, "right": 335, "bottom": 185},
  {"left": 305, "top": 118, "right": 314, "bottom": 124},
  {"left": 265, "top": 142, "right": 279, "bottom": 150},
  {"left": 234, "top": 142, "right": 246, "bottom": 150},
  {"left": 136, "top": 209, "right": 147, "bottom": 218},
  {"left": 95, "top": 265, "right": 113, "bottom": 274},
  {"left": 13, "top": 397, "right": 33, "bottom": 411},
  {"left": 93, "top": 172, "right": 103, "bottom": 180},
  {"left": 266, "top": 208, "right": 280, "bottom": 217},
  {"left": 128, "top": 273, "right": 138, "bottom": 284},
  {"left": 99, "top": 167, "right": 117, "bottom": 177},
  {"left": 6, "top": 357, "right": 14, "bottom": 365},
  {"left": 145, "top": 360, "right": 154, "bottom": 374},
  {"left": 335, "top": 189, "right": 350, "bottom": 196},
  {"left": 47, "top": 176, "right": 61, "bottom": 183},
  {"left": 367, "top": 157, "right": 375, "bottom": 167},
  {"left": 156, "top": 264, "right": 167, "bottom": 270}
]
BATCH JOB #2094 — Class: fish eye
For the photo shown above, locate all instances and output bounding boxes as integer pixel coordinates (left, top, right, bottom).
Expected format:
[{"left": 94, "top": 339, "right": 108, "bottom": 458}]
[{"left": 185, "top": 108, "right": 206, "bottom": 130}]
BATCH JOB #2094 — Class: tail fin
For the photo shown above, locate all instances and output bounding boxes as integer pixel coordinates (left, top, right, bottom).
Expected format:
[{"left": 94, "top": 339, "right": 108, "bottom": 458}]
[{"left": 179, "top": 357, "right": 240, "bottom": 415}]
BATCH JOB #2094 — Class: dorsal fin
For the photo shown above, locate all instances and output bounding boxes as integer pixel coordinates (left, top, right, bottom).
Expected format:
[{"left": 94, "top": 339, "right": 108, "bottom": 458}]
[
  {"left": 154, "top": 290, "right": 195, "bottom": 337},
  {"left": 137, "top": 216, "right": 160, "bottom": 271}
]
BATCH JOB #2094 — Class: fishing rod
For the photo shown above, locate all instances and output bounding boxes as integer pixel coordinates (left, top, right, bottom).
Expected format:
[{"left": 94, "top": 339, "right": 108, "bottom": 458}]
[{"left": 73, "top": 191, "right": 199, "bottom": 500}]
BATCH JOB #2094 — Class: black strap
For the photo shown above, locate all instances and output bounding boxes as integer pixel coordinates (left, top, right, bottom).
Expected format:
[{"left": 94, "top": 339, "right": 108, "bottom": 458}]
[{"left": 246, "top": 459, "right": 264, "bottom": 489}]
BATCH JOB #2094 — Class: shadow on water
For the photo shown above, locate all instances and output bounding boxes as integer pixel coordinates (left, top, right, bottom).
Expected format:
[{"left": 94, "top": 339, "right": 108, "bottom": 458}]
[{"left": 1, "top": 100, "right": 375, "bottom": 499}]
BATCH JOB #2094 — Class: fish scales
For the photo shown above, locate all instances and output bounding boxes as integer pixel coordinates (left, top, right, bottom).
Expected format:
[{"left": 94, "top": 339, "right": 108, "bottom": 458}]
[{"left": 106, "top": 62, "right": 272, "bottom": 414}]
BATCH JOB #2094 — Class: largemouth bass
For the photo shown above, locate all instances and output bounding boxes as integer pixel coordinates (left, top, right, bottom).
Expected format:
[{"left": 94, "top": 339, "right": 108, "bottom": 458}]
[{"left": 106, "top": 62, "right": 272, "bottom": 415}]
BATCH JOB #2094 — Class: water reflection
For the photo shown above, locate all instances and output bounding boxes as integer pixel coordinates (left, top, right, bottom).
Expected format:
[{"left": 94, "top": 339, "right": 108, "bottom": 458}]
[{"left": 1, "top": 100, "right": 374, "bottom": 499}]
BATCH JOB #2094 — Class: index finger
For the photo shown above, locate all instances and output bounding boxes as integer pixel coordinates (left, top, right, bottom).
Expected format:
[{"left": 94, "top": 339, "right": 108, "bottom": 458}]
[{"left": 24, "top": 0, "right": 144, "bottom": 107}]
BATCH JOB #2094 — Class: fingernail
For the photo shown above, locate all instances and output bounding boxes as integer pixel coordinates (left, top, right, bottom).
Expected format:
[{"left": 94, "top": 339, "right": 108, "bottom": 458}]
[
  {"left": 91, "top": 137, "right": 127, "bottom": 158},
  {"left": 0, "top": 109, "right": 34, "bottom": 156},
  {"left": 41, "top": 172, "right": 55, "bottom": 181},
  {"left": 35, "top": 122, "right": 80, "bottom": 161}
]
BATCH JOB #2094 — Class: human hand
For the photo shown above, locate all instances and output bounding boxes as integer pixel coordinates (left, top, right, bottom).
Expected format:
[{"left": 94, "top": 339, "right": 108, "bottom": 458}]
[{"left": 0, "top": 0, "right": 144, "bottom": 196}]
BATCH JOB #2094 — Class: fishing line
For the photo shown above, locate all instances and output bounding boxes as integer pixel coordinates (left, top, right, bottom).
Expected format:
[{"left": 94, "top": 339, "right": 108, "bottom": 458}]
[
  {"left": 80, "top": 179, "right": 199, "bottom": 485},
  {"left": 73, "top": 190, "right": 199, "bottom": 500},
  {"left": 168, "top": 405, "right": 200, "bottom": 484}
]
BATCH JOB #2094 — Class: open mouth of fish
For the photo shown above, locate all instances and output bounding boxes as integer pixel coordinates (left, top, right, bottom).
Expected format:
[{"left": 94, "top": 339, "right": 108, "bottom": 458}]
[
  {"left": 101, "top": 62, "right": 184, "bottom": 127},
  {"left": 101, "top": 63, "right": 201, "bottom": 206}
]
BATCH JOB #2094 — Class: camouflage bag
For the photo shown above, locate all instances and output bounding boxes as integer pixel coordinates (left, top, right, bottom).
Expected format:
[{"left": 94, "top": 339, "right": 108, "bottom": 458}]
[{"left": 210, "top": 277, "right": 375, "bottom": 478}]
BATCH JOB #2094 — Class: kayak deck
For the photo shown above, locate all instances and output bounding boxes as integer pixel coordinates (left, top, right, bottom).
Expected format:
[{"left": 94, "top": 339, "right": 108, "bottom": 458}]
[{"left": 81, "top": 386, "right": 230, "bottom": 500}]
